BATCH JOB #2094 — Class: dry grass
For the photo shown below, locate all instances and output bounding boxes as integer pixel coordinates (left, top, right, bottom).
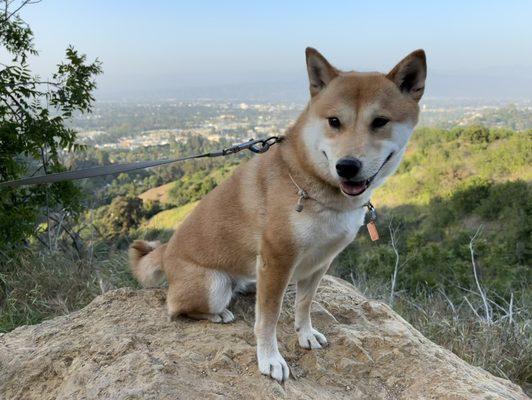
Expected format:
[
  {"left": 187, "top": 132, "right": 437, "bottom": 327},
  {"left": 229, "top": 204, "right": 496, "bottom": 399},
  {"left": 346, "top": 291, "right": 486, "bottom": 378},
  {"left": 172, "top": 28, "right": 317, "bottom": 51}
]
[
  {"left": 349, "top": 272, "right": 531, "bottom": 395},
  {"left": 0, "top": 250, "right": 137, "bottom": 332}
]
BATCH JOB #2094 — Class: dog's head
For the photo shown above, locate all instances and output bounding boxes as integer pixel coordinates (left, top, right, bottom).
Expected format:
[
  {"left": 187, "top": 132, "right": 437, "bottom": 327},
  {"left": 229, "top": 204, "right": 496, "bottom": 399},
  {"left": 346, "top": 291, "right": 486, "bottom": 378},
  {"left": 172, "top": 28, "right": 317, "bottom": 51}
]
[{"left": 300, "top": 48, "right": 426, "bottom": 198}]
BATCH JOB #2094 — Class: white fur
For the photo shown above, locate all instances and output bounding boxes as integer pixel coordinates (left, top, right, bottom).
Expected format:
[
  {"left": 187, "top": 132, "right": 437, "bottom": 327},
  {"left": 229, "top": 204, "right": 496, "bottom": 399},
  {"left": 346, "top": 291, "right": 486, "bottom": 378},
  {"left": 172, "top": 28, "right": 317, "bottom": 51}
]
[
  {"left": 391, "top": 121, "right": 415, "bottom": 147},
  {"left": 290, "top": 206, "right": 365, "bottom": 282},
  {"left": 233, "top": 277, "right": 256, "bottom": 295},
  {"left": 207, "top": 269, "right": 233, "bottom": 315},
  {"left": 297, "top": 327, "right": 328, "bottom": 349},
  {"left": 255, "top": 315, "right": 290, "bottom": 381},
  {"left": 289, "top": 116, "right": 413, "bottom": 357},
  {"left": 256, "top": 338, "right": 289, "bottom": 382},
  {"left": 254, "top": 115, "right": 414, "bottom": 383},
  {"left": 188, "top": 310, "right": 234, "bottom": 323},
  {"left": 289, "top": 204, "right": 364, "bottom": 353},
  {"left": 369, "top": 122, "right": 414, "bottom": 188},
  {"left": 293, "top": 263, "right": 330, "bottom": 349},
  {"left": 302, "top": 118, "right": 337, "bottom": 182}
]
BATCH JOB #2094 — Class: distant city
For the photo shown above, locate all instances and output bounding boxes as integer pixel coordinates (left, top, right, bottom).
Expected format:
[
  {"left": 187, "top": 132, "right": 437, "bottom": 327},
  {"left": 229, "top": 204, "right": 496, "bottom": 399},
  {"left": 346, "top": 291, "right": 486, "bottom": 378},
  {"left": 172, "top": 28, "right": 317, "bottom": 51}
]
[{"left": 72, "top": 98, "right": 532, "bottom": 150}]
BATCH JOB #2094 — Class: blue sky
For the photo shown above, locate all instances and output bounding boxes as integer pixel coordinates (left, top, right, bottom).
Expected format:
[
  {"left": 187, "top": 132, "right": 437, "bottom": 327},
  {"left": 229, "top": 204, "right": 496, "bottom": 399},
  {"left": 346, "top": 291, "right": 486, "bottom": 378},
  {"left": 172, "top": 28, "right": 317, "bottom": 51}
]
[{"left": 18, "top": 0, "right": 532, "bottom": 99}]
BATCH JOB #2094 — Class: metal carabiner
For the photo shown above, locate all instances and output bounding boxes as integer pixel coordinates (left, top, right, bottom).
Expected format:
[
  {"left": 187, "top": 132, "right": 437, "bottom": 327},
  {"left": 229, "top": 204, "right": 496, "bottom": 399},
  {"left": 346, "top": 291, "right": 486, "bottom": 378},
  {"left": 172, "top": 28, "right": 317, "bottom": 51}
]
[
  {"left": 249, "top": 140, "right": 269, "bottom": 153},
  {"left": 216, "top": 136, "right": 282, "bottom": 156},
  {"left": 248, "top": 136, "right": 282, "bottom": 154}
]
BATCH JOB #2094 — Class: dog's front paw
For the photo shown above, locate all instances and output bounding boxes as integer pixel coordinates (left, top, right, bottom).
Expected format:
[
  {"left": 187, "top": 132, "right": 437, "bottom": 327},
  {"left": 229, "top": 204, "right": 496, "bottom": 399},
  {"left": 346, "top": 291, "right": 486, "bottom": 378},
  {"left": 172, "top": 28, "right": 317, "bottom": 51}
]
[
  {"left": 257, "top": 349, "right": 290, "bottom": 382},
  {"left": 297, "top": 327, "right": 328, "bottom": 349}
]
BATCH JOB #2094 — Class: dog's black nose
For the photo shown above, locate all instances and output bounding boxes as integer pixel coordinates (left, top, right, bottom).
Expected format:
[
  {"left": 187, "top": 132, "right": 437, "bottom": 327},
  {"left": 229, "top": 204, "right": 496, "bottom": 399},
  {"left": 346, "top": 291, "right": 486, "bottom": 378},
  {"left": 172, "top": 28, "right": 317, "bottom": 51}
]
[{"left": 336, "top": 157, "right": 362, "bottom": 179}]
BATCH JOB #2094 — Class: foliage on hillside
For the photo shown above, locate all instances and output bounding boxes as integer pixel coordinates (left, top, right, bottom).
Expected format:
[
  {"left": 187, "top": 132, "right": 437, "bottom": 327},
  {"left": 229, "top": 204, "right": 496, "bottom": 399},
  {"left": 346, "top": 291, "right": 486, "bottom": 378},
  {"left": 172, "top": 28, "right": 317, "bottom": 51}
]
[
  {"left": 143, "top": 201, "right": 198, "bottom": 230},
  {"left": 92, "top": 196, "right": 162, "bottom": 240},
  {"left": 167, "top": 164, "right": 236, "bottom": 206},
  {"left": 374, "top": 125, "right": 531, "bottom": 207},
  {"left": 72, "top": 135, "right": 244, "bottom": 208}
]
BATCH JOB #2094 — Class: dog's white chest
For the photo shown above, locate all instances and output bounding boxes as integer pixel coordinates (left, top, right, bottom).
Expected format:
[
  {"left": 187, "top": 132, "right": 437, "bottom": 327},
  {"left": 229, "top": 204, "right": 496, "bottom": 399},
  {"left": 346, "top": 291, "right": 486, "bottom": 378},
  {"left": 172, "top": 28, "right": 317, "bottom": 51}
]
[{"left": 290, "top": 206, "right": 365, "bottom": 281}]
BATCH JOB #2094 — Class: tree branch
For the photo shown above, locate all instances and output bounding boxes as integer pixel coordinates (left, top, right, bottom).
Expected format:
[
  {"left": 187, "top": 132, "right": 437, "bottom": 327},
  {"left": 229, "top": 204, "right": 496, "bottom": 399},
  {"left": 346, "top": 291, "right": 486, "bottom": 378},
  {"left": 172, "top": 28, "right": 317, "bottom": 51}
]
[
  {"left": 469, "top": 225, "right": 492, "bottom": 324},
  {"left": 1, "top": 0, "right": 41, "bottom": 23},
  {"left": 389, "top": 218, "right": 401, "bottom": 306}
]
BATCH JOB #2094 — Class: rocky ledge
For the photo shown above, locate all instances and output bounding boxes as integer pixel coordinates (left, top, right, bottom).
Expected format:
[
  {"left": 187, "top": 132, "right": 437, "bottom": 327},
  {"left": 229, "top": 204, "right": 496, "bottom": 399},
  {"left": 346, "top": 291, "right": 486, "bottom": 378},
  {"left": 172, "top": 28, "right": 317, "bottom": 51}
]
[{"left": 0, "top": 276, "right": 527, "bottom": 399}]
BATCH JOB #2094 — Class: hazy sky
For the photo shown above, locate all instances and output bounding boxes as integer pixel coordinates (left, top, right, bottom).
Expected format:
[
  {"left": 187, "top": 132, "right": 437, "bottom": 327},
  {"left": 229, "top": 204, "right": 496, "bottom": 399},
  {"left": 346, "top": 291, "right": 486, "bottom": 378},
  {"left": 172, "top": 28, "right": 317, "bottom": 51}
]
[{"left": 17, "top": 0, "right": 532, "bottom": 100}]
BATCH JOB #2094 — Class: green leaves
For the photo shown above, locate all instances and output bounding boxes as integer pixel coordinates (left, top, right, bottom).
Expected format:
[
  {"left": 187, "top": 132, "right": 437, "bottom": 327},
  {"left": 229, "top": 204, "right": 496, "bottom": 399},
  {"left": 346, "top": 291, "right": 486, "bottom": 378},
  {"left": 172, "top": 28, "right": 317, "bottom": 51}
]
[
  {"left": 0, "top": 1, "right": 102, "bottom": 253},
  {"left": 51, "top": 46, "right": 103, "bottom": 117},
  {"left": 0, "top": 14, "right": 37, "bottom": 63}
]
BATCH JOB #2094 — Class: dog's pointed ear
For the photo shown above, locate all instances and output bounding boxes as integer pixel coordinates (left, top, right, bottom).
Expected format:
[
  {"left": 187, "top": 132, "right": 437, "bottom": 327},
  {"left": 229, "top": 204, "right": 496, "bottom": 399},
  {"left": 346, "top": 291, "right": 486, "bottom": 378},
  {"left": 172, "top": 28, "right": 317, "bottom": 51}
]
[
  {"left": 387, "top": 49, "right": 427, "bottom": 102},
  {"left": 305, "top": 47, "right": 339, "bottom": 97}
]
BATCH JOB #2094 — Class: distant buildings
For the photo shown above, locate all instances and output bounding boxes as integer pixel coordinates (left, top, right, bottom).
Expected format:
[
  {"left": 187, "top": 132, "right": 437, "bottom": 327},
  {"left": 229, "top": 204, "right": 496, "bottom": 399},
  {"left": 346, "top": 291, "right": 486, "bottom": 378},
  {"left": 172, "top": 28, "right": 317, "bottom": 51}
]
[{"left": 75, "top": 100, "right": 302, "bottom": 149}]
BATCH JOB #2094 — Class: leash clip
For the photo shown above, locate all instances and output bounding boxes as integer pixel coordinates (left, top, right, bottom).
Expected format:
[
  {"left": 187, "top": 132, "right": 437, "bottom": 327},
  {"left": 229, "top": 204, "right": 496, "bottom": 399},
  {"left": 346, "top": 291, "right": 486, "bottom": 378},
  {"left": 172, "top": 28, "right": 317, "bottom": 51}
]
[
  {"left": 365, "top": 201, "right": 377, "bottom": 222},
  {"left": 248, "top": 136, "right": 283, "bottom": 154},
  {"left": 218, "top": 136, "right": 283, "bottom": 156}
]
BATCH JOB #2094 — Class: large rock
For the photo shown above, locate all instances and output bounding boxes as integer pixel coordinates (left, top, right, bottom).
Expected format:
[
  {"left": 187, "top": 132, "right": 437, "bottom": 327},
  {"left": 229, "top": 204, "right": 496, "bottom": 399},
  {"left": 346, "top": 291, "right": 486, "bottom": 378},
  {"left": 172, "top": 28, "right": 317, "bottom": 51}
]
[{"left": 0, "top": 276, "right": 527, "bottom": 399}]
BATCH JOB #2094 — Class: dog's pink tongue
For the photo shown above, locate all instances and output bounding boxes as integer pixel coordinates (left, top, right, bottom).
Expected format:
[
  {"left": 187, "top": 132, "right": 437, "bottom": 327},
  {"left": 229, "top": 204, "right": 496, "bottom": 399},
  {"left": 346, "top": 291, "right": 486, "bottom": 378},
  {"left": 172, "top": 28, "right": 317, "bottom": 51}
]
[{"left": 340, "top": 181, "right": 367, "bottom": 196}]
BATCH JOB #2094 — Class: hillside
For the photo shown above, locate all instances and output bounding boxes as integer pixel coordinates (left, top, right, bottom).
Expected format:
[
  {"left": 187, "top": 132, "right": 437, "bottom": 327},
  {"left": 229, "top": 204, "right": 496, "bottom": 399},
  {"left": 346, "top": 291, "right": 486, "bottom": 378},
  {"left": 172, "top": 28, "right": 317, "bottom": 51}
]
[
  {"left": 143, "top": 201, "right": 198, "bottom": 230},
  {"left": 138, "top": 181, "right": 175, "bottom": 204},
  {"left": 373, "top": 126, "right": 531, "bottom": 208},
  {"left": 1, "top": 276, "right": 527, "bottom": 400}
]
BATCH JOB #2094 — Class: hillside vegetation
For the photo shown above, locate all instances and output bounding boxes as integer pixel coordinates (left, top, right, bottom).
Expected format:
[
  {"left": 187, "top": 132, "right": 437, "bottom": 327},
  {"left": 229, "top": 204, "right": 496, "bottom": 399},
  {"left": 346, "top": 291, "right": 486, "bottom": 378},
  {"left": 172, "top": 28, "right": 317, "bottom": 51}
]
[
  {"left": 138, "top": 182, "right": 175, "bottom": 204},
  {"left": 143, "top": 201, "right": 198, "bottom": 230}
]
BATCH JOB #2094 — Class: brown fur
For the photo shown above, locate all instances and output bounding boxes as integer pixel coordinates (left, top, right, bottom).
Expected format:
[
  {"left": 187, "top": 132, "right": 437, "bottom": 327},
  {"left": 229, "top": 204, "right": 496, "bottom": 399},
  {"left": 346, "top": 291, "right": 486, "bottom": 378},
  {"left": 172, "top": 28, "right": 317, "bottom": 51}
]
[
  {"left": 129, "top": 240, "right": 166, "bottom": 288},
  {"left": 129, "top": 47, "right": 426, "bottom": 381}
]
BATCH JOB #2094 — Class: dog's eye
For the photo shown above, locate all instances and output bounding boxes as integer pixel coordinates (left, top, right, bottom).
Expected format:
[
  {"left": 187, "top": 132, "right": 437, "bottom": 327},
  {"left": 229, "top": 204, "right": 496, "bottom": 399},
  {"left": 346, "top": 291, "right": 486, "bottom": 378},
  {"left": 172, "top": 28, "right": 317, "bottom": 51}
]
[
  {"left": 328, "top": 117, "right": 341, "bottom": 129},
  {"left": 372, "top": 117, "right": 390, "bottom": 129}
]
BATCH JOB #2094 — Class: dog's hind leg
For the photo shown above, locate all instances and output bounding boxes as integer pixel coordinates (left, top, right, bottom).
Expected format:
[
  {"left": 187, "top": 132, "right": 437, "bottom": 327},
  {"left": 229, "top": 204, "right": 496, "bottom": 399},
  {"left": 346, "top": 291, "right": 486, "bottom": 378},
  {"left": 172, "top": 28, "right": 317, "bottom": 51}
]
[
  {"left": 166, "top": 264, "right": 234, "bottom": 323},
  {"left": 187, "top": 309, "right": 234, "bottom": 324},
  {"left": 187, "top": 269, "right": 235, "bottom": 323},
  {"left": 294, "top": 263, "right": 330, "bottom": 349}
]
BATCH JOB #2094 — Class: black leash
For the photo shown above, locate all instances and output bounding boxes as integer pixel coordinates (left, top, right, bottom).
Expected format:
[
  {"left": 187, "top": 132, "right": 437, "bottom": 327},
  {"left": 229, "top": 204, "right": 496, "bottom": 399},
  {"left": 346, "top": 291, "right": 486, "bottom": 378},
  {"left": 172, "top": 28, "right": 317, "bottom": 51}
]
[{"left": 0, "top": 136, "right": 283, "bottom": 189}]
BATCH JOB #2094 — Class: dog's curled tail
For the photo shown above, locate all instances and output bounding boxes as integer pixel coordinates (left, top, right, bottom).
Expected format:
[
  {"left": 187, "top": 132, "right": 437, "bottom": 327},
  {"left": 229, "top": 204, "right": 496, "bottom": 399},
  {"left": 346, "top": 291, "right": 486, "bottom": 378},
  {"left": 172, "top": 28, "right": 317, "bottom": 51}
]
[{"left": 129, "top": 240, "right": 167, "bottom": 287}]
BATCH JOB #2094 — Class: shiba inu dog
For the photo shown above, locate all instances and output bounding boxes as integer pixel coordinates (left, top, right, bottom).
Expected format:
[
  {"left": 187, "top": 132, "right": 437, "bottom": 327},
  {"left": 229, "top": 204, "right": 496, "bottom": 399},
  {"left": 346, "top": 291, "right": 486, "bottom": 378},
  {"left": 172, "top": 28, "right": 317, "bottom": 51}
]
[{"left": 129, "top": 47, "right": 426, "bottom": 382}]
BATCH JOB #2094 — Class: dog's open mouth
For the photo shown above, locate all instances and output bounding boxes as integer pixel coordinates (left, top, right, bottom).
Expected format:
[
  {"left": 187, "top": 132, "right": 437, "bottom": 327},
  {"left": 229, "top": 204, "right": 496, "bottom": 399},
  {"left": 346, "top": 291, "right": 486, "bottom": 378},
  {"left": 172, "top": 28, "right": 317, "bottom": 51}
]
[
  {"left": 339, "top": 152, "right": 394, "bottom": 197},
  {"left": 340, "top": 180, "right": 370, "bottom": 196}
]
